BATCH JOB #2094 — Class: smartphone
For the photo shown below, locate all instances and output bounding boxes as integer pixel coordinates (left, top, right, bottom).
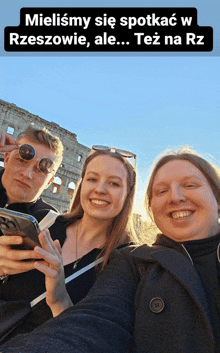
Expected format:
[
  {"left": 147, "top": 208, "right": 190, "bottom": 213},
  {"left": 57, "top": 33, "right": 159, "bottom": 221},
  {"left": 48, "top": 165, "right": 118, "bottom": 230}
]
[{"left": 0, "top": 208, "right": 41, "bottom": 250}]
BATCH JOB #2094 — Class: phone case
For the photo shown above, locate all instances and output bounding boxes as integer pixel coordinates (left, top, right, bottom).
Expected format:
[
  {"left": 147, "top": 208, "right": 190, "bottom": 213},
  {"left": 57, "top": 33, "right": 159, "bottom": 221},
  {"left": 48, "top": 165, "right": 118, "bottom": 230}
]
[{"left": 0, "top": 208, "right": 41, "bottom": 249}]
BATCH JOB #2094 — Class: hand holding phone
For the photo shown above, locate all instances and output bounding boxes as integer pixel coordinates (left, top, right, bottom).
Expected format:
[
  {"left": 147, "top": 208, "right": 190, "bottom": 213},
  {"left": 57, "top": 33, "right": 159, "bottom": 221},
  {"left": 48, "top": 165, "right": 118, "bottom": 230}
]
[
  {"left": 0, "top": 237, "right": 39, "bottom": 277},
  {"left": 0, "top": 208, "right": 41, "bottom": 250},
  {"left": 0, "top": 209, "right": 59, "bottom": 276}
]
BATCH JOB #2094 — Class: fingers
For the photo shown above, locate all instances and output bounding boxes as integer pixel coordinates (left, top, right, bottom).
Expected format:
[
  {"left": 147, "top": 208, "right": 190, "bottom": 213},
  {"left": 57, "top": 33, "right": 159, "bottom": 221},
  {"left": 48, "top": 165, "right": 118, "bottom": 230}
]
[
  {"left": 1, "top": 247, "right": 38, "bottom": 261},
  {"left": 0, "top": 131, "right": 5, "bottom": 146},
  {"left": 37, "top": 230, "right": 62, "bottom": 260},
  {"left": 0, "top": 235, "right": 37, "bottom": 274},
  {"left": 34, "top": 261, "right": 58, "bottom": 277},
  {"left": 0, "top": 258, "right": 36, "bottom": 275},
  {"left": 0, "top": 235, "right": 23, "bottom": 246},
  {"left": 38, "top": 229, "right": 53, "bottom": 249},
  {"left": 34, "top": 230, "right": 62, "bottom": 272},
  {"left": 34, "top": 246, "right": 61, "bottom": 267},
  {"left": 54, "top": 239, "right": 62, "bottom": 256},
  {"left": 0, "top": 132, "right": 16, "bottom": 146},
  {"left": 0, "top": 237, "right": 37, "bottom": 261},
  {"left": 0, "top": 132, "right": 19, "bottom": 152},
  {"left": 34, "top": 232, "right": 67, "bottom": 316}
]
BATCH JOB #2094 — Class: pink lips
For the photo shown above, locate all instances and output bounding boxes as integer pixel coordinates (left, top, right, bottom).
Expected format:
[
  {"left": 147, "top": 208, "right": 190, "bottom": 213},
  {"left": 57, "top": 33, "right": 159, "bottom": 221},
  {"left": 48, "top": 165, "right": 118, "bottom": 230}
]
[{"left": 14, "top": 179, "right": 30, "bottom": 188}]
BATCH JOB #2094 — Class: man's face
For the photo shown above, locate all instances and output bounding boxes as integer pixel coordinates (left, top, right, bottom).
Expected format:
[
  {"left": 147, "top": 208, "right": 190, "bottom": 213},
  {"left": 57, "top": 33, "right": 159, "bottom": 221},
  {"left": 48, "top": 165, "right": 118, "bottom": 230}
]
[{"left": 2, "top": 137, "right": 56, "bottom": 204}]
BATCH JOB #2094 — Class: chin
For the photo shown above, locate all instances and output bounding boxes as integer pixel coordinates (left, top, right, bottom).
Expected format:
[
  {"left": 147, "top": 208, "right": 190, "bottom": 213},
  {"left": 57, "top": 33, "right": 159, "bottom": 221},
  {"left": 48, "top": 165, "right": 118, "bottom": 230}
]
[
  {"left": 91, "top": 214, "right": 111, "bottom": 222},
  {"left": 16, "top": 195, "right": 32, "bottom": 203}
]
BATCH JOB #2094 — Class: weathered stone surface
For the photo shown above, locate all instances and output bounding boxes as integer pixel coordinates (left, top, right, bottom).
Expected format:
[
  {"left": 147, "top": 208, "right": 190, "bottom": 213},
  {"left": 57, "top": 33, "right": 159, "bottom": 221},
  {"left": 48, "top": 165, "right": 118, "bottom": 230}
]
[{"left": 0, "top": 99, "right": 90, "bottom": 212}]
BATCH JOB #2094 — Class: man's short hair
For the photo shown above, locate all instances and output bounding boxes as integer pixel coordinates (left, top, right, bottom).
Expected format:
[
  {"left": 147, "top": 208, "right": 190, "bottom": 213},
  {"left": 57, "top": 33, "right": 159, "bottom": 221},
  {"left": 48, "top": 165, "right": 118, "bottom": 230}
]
[{"left": 17, "top": 124, "right": 64, "bottom": 170}]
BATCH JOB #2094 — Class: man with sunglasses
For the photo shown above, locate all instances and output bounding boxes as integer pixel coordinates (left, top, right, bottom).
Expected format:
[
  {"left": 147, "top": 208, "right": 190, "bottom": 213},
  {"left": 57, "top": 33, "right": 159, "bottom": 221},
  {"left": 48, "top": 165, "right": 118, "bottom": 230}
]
[
  {"left": 0, "top": 126, "right": 63, "bottom": 213},
  {"left": 0, "top": 125, "right": 63, "bottom": 278}
]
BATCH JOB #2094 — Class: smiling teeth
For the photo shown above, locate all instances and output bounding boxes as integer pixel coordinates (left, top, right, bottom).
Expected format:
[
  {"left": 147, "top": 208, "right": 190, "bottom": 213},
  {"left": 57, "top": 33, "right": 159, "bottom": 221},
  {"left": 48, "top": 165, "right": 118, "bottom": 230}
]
[
  {"left": 91, "top": 200, "right": 108, "bottom": 205},
  {"left": 171, "top": 211, "right": 192, "bottom": 219}
]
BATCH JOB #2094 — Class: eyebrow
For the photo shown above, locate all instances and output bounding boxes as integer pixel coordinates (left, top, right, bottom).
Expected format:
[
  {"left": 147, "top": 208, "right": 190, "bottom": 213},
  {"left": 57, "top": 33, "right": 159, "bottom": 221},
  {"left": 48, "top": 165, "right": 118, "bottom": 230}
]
[
  {"left": 86, "top": 171, "right": 123, "bottom": 181},
  {"left": 153, "top": 175, "right": 203, "bottom": 188}
]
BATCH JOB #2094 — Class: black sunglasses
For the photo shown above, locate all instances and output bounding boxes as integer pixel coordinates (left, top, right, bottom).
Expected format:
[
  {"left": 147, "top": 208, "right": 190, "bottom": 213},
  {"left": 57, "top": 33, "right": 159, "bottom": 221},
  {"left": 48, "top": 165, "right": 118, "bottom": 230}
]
[
  {"left": 18, "top": 144, "right": 54, "bottom": 175},
  {"left": 92, "top": 145, "right": 136, "bottom": 169}
]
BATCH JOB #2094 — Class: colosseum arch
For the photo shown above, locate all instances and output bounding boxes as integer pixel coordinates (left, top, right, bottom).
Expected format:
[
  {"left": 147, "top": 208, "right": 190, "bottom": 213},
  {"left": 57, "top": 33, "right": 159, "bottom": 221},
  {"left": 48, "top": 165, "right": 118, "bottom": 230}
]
[
  {"left": 67, "top": 181, "right": 76, "bottom": 198},
  {"left": 51, "top": 176, "right": 63, "bottom": 195}
]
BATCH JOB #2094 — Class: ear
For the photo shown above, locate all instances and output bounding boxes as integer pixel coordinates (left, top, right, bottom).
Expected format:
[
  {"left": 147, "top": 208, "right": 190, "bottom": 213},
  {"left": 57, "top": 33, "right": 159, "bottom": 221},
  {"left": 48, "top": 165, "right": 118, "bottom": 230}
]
[
  {"left": 45, "top": 176, "right": 55, "bottom": 189},
  {"left": 3, "top": 152, "right": 10, "bottom": 167}
]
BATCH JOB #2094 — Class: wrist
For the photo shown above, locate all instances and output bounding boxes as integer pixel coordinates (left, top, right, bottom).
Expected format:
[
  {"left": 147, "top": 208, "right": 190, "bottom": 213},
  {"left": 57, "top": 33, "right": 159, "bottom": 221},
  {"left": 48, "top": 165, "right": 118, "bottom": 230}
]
[{"left": 49, "top": 294, "right": 73, "bottom": 317}]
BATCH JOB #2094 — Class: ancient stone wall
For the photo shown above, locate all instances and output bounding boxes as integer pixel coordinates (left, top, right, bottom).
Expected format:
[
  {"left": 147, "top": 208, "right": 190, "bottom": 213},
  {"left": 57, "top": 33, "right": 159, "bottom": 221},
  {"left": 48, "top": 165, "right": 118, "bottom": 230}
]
[{"left": 0, "top": 99, "right": 90, "bottom": 213}]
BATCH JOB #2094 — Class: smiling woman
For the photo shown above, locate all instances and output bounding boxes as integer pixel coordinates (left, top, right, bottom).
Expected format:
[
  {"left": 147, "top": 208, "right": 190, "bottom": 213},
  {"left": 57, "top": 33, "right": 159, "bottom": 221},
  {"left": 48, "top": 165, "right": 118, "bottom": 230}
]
[
  {"left": 80, "top": 155, "right": 128, "bottom": 224},
  {"left": 146, "top": 147, "right": 220, "bottom": 242},
  {"left": 64, "top": 148, "right": 137, "bottom": 269},
  {"left": 149, "top": 159, "right": 220, "bottom": 242}
]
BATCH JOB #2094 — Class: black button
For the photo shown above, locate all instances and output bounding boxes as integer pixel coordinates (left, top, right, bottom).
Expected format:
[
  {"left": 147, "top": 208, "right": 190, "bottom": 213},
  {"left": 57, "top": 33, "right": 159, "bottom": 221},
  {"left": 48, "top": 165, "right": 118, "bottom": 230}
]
[{"left": 149, "top": 297, "right": 164, "bottom": 313}]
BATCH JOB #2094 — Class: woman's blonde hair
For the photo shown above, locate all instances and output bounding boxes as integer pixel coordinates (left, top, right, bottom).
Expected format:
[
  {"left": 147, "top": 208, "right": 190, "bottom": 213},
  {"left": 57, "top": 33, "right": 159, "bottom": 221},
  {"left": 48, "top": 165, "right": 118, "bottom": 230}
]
[{"left": 64, "top": 150, "right": 137, "bottom": 269}]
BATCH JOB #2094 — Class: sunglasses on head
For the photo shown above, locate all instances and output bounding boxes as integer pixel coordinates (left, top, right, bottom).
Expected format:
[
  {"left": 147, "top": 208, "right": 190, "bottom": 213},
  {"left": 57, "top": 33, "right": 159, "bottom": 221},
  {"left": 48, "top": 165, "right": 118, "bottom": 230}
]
[
  {"left": 18, "top": 144, "right": 54, "bottom": 175},
  {"left": 92, "top": 145, "right": 136, "bottom": 169}
]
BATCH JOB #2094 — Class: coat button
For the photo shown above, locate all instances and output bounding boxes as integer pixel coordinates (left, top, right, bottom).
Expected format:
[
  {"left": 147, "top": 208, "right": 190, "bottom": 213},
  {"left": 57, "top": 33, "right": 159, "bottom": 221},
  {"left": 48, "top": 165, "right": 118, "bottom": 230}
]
[{"left": 149, "top": 297, "right": 164, "bottom": 313}]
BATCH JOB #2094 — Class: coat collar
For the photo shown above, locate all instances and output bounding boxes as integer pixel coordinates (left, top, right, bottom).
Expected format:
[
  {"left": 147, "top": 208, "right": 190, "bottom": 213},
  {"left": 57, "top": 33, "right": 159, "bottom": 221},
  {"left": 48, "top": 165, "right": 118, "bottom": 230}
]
[{"left": 131, "top": 243, "right": 213, "bottom": 335}]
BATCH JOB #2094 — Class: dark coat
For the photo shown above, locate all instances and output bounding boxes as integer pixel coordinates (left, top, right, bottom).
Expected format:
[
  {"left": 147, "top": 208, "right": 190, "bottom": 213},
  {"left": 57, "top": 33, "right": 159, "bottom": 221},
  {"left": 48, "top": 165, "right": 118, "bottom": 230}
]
[
  {"left": 131, "top": 244, "right": 215, "bottom": 352},
  {"left": 0, "top": 243, "right": 216, "bottom": 353}
]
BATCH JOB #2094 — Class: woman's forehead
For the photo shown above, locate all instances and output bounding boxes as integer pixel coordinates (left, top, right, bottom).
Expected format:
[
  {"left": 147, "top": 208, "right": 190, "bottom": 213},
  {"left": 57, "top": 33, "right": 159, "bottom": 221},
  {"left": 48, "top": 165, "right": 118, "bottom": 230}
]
[
  {"left": 153, "top": 159, "right": 205, "bottom": 184},
  {"left": 86, "top": 154, "right": 128, "bottom": 179}
]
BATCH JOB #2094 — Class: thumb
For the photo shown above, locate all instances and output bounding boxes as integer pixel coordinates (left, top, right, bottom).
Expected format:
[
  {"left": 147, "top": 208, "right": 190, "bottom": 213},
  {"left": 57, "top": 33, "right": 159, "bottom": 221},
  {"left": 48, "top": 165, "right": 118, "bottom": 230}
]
[{"left": 54, "top": 239, "right": 62, "bottom": 255}]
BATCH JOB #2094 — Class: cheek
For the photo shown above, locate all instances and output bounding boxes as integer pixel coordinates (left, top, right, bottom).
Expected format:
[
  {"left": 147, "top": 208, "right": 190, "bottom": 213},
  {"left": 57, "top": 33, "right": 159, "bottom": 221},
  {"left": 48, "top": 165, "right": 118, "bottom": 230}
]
[
  {"left": 80, "top": 190, "right": 85, "bottom": 206},
  {"left": 151, "top": 200, "right": 162, "bottom": 215},
  {"left": 194, "top": 189, "right": 217, "bottom": 210},
  {"left": 208, "top": 197, "right": 219, "bottom": 216},
  {"left": 4, "top": 162, "right": 14, "bottom": 172},
  {"left": 33, "top": 176, "right": 48, "bottom": 190},
  {"left": 80, "top": 184, "right": 90, "bottom": 207},
  {"left": 80, "top": 183, "right": 88, "bottom": 200},
  {"left": 116, "top": 189, "right": 128, "bottom": 210},
  {"left": 150, "top": 203, "right": 166, "bottom": 227}
]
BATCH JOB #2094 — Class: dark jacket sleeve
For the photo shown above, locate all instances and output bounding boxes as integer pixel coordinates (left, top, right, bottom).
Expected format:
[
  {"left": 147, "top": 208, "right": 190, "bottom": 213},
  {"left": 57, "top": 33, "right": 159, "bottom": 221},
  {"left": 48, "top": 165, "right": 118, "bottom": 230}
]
[{"left": 0, "top": 249, "right": 139, "bottom": 353}]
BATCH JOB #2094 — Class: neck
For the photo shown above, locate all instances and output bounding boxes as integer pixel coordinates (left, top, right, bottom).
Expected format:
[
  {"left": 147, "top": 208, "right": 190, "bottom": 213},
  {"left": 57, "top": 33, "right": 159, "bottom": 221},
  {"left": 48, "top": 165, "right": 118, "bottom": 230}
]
[
  {"left": 78, "top": 214, "right": 111, "bottom": 244},
  {"left": 3, "top": 193, "right": 33, "bottom": 206},
  {"left": 3, "top": 193, "right": 17, "bottom": 206}
]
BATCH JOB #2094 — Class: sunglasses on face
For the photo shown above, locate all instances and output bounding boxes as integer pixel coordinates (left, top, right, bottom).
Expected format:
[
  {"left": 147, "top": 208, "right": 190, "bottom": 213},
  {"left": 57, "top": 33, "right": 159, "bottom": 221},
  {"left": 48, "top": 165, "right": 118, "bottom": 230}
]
[
  {"left": 92, "top": 145, "right": 136, "bottom": 169},
  {"left": 17, "top": 144, "right": 54, "bottom": 175}
]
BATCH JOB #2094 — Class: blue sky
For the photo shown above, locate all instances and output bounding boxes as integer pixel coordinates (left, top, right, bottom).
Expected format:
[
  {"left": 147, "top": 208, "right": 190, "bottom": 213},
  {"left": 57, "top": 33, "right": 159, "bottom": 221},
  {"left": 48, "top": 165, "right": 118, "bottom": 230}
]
[{"left": 0, "top": 1, "right": 219, "bottom": 209}]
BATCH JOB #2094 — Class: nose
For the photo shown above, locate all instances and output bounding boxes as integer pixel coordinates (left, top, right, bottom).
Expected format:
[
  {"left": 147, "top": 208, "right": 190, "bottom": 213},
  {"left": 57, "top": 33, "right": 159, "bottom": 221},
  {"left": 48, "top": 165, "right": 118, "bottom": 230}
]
[
  {"left": 20, "top": 164, "right": 33, "bottom": 179},
  {"left": 169, "top": 185, "right": 186, "bottom": 204},
  {"left": 94, "top": 181, "right": 107, "bottom": 194}
]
